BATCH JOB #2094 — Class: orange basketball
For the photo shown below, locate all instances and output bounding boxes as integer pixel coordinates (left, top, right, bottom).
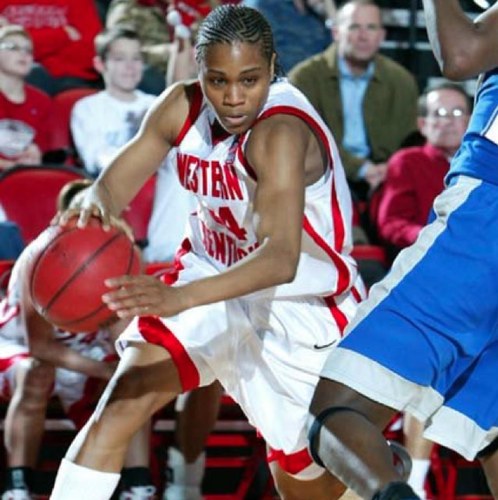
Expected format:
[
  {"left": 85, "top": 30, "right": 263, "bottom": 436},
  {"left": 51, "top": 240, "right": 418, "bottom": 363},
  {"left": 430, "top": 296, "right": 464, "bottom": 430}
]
[{"left": 28, "top": 217, "right": 141, "bottom": 333}]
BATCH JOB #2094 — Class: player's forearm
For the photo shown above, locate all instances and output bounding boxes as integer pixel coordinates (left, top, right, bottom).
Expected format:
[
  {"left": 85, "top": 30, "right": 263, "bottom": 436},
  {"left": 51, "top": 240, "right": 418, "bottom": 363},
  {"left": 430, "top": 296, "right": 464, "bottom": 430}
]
[{"left": 180, "top": 238, "right": 299, "bottom": 309}]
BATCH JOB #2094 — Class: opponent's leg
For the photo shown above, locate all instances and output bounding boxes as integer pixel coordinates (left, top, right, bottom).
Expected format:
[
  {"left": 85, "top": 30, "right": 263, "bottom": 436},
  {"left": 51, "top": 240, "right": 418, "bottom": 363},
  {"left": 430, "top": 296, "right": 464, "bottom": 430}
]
[
  {"left": 308, "top": 378, "right": 419, "bottom": 499},
  {"left": 51, "top": 342, "right": 184, "bottom": 500}
]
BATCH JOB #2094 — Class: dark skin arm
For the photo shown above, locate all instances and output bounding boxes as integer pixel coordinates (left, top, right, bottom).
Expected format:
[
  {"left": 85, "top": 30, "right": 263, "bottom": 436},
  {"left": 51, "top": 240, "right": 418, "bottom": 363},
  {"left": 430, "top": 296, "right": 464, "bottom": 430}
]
[
  {"left": 102, "top": 113, "right": 318, "bottom": 318},
  {"left": 422, "top": 0, "right": 498, "bottom": 79}
]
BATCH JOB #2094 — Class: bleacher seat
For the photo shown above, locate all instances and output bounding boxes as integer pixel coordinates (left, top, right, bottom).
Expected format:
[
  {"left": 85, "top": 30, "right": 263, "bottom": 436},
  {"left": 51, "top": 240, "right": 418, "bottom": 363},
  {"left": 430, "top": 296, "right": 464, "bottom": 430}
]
[
  {"left": 0, "top": 164, "right": 89, "bottom": 243},
  {"left": 49, "top": 87, "right": 98, "bottom": 163}
]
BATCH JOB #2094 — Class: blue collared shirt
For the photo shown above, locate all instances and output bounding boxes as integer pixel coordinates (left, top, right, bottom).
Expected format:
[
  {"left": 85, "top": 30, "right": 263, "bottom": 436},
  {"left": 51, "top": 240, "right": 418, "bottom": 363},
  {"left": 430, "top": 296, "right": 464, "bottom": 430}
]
[{"left": 338, "top": 56, "right": 375, "bottom": 163}]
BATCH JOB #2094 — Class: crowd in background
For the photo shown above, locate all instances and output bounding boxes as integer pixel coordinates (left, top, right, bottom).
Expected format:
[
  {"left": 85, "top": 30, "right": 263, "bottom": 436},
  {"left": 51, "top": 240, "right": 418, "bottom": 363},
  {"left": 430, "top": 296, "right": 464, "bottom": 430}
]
[{"left": 0, "top": 1, "right": 478, "bottom": 499}]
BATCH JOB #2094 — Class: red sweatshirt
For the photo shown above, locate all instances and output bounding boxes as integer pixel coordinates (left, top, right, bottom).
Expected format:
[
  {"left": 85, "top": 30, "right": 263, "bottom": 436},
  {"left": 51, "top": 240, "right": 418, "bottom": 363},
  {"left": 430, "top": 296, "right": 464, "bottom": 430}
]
[
  {"left": 377, "top": 143, "right": 450, "bottom": 249},
  {"left": 0, "top": 84, "right": 53, "bottom": 155},
  {"left": 0, "top": 0, "right": 102, "bottom": 81}
]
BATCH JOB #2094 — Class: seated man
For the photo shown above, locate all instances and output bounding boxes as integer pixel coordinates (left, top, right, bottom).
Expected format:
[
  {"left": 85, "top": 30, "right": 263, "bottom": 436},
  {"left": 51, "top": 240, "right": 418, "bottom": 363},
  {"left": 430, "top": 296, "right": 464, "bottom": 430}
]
[{"left": 376, "top": 82, "right": 472, "bottom": 258}]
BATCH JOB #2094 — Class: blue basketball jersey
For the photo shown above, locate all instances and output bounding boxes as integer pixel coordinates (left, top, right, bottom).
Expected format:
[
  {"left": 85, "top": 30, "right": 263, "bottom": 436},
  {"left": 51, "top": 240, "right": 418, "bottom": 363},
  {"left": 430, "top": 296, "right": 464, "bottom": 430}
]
[{"left": 449, "top": 68, "right": 498, "bottom": 184}]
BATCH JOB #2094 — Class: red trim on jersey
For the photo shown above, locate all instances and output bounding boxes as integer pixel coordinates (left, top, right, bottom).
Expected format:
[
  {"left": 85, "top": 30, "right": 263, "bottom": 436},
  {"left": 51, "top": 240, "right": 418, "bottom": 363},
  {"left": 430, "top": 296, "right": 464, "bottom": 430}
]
[
  {"left": 173, "top": 84, "right": 204, "bottom": 147},
  {"left": 254, "top": 105, "right": 347, "bottom": 253},
  {"left": 324, "top": 295, "right": 348, "bottom": 335},
  {"left": 351, "top": 286, "right": 363, "bottom": 303},
  {"left": 0, "top": 295, "right": 19, "bottom": 328},
  {"left": 0, "top": 353, "right": 29, "bottom": 373},
  {"left": 138, "top": 316, "right": 200, "bottom": 392},
  {"left": 160, "top": 238, "right": 191, "bottom": 286},
  {"left": 267, "top": 446, "right": 314, "bottom": 475},
  {"left": 303, "top": 215, "right": 351, "bottom": 296},
  {"left": 236, "top": 132, "right": 257, "bottom": 180}
]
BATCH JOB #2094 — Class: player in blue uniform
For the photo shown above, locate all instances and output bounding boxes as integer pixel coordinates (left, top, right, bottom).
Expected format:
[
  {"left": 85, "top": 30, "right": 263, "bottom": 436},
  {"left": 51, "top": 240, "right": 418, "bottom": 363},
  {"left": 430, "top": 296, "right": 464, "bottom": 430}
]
[{"left": 307, "top": 0, "right": 498, "bottom": 499}]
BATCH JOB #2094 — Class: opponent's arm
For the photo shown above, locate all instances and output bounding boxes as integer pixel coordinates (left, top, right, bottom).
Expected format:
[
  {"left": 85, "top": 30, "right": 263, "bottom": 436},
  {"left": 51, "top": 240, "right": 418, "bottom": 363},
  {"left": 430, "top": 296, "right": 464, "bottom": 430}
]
[
  {"left": 103, "top": 114, "right": 312, "bottom": 317},
  {"left": 422, "top": 0, "right": 498, "bottom": 79}
]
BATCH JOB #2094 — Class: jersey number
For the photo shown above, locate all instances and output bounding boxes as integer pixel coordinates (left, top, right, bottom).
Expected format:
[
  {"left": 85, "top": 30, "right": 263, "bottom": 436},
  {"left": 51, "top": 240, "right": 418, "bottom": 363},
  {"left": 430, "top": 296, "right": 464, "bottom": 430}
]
[{"left": 208, "top": 206, "right": 247, "bottom": 241}]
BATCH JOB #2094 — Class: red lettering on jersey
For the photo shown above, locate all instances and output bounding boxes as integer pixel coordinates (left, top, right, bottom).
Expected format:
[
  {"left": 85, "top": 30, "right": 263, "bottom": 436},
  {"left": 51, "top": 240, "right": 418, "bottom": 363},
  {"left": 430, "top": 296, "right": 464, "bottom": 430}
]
[
  {"left": 211, "top": 161, "right": 223, "bottom": 197},
  {"left": 207, "top": 206, "right": 247, "bottom": 241},
  {"left": 199, "top": 159, "right": 210, "bottom": 194},
  {"left": 223, "top": 163, "right": 243, "bottom": 200},
  {"left": 199, "top": 220, "right": 257, "bottom": 267},
  {"left": 176, "top": 153, "right": 244, "bottom": 200}
]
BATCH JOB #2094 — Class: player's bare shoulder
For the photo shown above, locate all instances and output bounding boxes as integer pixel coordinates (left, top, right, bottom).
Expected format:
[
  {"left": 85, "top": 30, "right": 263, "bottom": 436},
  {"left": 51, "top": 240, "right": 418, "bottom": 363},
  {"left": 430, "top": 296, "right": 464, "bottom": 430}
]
[
  {"left": 247, "top": 113, "right": 325, "bottom": 184},
  {"left": 147, "top": 80, "right": 200, "bottom": 143},
  {"left": 246, "top": 114, "right": 312, "bottom": 167}
]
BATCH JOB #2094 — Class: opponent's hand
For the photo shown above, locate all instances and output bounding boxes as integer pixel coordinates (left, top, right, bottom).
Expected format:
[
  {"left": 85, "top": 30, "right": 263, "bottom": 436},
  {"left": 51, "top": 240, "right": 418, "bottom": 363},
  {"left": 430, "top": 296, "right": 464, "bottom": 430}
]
[{"left": 102, "top": 275, "right": 190, "bottom": 319}]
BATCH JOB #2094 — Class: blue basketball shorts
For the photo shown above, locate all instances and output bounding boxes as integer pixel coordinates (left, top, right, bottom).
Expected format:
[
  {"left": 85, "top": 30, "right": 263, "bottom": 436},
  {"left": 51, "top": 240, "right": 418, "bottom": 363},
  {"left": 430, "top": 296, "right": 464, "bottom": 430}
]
[{"left": 321, "top": 175, "right": 498, "bottom": 460}]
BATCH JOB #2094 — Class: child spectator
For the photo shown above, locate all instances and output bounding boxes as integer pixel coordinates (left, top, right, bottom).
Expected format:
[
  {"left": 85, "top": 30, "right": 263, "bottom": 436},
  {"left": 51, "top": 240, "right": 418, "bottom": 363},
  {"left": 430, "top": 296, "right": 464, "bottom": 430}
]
[
  {"left": 70, "top": 26, "right": 156, "bottom": 177},
  {"left": 105, "top": 0, "right": 171, "bottom": 95},
  {"left": 0, "top": 0, "right": 103, "bottom": 95},
  {"left": 0, "top": 25, "right": 52, "bottom": 171}
]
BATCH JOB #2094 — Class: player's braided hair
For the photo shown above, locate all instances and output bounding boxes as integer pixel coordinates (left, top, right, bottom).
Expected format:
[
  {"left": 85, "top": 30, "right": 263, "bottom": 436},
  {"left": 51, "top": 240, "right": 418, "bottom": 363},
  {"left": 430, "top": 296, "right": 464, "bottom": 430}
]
[{"left": 195, "top": 5, "right": 283, "bottom": 77}]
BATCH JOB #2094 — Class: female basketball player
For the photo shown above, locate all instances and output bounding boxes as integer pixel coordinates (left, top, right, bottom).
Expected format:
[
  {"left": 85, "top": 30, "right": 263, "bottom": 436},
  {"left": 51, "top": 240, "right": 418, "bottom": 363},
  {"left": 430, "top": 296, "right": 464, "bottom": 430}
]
[
  {"left": 307, "top": 0, "right": 498, "bottom": 498},
  {"left": 51, "top": 6, "right": 365, "bottom": 499}
]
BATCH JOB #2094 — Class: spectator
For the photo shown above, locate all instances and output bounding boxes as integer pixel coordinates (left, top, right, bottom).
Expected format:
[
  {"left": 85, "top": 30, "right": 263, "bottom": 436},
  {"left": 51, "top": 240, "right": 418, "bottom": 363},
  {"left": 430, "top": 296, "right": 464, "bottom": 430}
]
[
  {"left": 242, "top": 0, "right": 333, "bottom": 73},
  {"left": 0, "top": 24, "right": 52, "bottom": 171},
  {"left": 105, "top": 0, "right": 171, "bottom": 95},
  {"left": 1, "top": 180, "right": 155, "bottom": 500},
  {"left": 288, "top": 0, "right": 419, "bottom": 201},
  {"left": 71, "top": 26, "right": 156, "bottom": 177},
  {"left": 376, "top": 82, "right": 472, "bottom": 256},
  {"left": 0, "top": 0, "right": 103, "bottom": 95}
]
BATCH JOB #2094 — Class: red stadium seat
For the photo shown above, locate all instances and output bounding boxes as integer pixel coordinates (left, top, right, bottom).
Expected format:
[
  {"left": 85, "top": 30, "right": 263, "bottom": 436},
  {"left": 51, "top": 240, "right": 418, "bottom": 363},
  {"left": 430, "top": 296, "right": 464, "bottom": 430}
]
[
  {"left": 49, "top": 87, "right": 98, "bottom": 159},
  {"left": 429, "top": 444, "right": 493, "bottom": 499},
  {"left": 351, "top": 244, "right": 389, "bottom": 268},
  {"left": 0, "top": 259, "right": 14, "bottom": 297},
  {"left": 0, "top": 165, "right": 89, "bottom": 243}
]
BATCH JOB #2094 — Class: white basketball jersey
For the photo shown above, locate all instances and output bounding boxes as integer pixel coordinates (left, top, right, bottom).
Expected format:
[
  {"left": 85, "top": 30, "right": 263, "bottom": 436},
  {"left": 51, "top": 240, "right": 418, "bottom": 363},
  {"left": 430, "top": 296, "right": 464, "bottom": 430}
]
[{"left": 172, "top": 79, "right": 358, "bottom": 298}]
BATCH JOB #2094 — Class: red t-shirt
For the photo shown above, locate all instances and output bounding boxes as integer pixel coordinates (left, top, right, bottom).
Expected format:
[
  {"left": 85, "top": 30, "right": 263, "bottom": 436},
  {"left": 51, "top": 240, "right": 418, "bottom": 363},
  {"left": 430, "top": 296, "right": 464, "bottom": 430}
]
[
  {"left": 0, "top": 84, "right": 53, "bottom": 156},
  {"left": 0, "top": 0, "right": 102, "bottom": 81}
]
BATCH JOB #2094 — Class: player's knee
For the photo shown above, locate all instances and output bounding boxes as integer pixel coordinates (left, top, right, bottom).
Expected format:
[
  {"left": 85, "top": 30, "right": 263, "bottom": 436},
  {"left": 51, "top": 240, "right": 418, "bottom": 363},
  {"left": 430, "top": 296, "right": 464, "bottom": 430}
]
[
  {"left": 18, "top": 358, "right": 55, "bottom": 394},
  {"left": 307, "top": 406, "right": 369, "bottom": 467}
]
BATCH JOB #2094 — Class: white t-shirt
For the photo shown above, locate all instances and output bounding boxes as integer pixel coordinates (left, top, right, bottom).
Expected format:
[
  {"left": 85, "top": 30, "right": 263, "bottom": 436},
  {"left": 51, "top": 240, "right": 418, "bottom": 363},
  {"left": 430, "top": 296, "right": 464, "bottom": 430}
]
[
  {"left": 143, "top": 156, "right": 196, "bottom": 263},
  {"left": 71, "top": 90, "right": 156, "bottom": 176}
]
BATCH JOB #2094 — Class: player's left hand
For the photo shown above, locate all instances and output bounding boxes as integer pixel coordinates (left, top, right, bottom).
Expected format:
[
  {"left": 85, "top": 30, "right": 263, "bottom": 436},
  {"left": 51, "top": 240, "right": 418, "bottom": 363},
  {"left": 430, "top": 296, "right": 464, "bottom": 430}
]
[{"left": 102, "top": 275, "right": 189, "bottom": 318}]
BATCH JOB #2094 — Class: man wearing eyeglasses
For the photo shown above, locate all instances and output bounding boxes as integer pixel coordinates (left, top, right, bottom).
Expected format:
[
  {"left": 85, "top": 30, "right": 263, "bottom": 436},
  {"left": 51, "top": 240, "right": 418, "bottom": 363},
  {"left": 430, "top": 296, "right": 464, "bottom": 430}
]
[{"left": 375, "top": 82, "right": 472, "bottom": 255}]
